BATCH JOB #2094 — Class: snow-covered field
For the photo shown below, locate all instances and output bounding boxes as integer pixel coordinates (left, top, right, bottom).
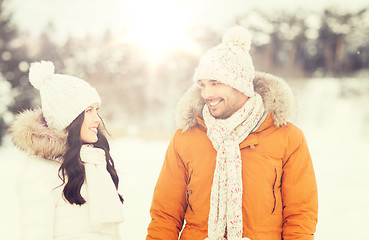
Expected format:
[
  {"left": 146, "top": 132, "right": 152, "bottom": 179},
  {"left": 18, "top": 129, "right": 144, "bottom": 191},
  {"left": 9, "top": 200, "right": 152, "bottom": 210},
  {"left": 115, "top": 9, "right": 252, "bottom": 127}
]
[{"left": 1, "top": 78, "right": 369, "bottom": 239}]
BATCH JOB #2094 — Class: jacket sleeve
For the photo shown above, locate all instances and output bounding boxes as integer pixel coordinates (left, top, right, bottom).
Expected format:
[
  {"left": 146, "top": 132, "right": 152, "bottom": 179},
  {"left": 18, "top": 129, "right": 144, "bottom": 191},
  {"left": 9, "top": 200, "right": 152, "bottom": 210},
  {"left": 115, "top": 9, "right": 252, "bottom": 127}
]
[
  {"left": 281, "top": 126, "right": 318, "bottom": 240},
  {"left": 146, "top": 131, "right": 188, "bottom": 240},
  {"left": 17, "top": 157, "right": 59, "bottom": 240}
]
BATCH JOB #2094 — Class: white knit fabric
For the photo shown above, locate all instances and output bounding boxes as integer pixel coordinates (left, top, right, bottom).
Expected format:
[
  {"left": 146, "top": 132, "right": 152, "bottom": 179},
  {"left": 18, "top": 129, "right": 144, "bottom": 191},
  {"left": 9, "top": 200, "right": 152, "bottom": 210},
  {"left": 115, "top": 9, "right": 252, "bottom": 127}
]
[
  {"left": 80, "top": 145, "right": 124, "bottom": 228},
  {"left": 203, "top": 93, "right": 264, "bottom": 240},
  {"left": 193, "top": 26, "right": 255, "bottom": 97},
  {"left": 29, "top": 61, "right": 101, "bottom": 130},
  {"left": 17, "top": 153, "right": 122, "bottom": 240}
]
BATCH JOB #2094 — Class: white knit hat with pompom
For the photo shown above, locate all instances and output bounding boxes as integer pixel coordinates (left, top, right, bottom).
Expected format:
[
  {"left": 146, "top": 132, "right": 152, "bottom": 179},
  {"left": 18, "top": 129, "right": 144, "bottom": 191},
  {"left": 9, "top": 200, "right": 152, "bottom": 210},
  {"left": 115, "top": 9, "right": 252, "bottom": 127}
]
[
  {"left": 193, "top": 26, "right": 255, "bottom": 97},
  {"left": 29, "top": 61, "right": 101, "bottom": 130}
]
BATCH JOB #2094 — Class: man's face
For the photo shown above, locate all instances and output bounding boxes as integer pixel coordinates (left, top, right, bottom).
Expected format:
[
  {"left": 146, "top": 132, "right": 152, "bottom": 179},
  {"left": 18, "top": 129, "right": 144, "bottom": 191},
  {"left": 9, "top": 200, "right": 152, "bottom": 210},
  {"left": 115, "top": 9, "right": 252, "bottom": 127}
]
[{"left": 198, "top": 79, "right": 248, "bottom": 119}]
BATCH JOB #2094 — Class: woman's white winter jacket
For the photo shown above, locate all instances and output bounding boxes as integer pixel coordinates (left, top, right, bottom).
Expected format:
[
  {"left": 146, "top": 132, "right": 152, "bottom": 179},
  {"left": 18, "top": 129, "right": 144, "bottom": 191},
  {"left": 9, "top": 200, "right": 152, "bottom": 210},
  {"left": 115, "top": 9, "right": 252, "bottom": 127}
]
[{"left": 10, "top": 109, "right": 123, "bottom": 240}]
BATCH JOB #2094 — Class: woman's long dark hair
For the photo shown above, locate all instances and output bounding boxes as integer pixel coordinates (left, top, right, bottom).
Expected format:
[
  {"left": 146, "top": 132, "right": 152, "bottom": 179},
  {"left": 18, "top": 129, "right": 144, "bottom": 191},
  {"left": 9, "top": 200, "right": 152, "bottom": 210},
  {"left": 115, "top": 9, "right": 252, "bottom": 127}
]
[{"left": 58, "top": 111, "right": 124, "bottom": 205}]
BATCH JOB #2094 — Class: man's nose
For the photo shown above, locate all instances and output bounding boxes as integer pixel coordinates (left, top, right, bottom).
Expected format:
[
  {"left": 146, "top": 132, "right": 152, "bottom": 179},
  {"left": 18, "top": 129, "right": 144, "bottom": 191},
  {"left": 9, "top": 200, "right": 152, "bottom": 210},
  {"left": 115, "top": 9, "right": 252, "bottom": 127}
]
[{"left": 201, "top": 86, "right": 214, "bottom": 100}]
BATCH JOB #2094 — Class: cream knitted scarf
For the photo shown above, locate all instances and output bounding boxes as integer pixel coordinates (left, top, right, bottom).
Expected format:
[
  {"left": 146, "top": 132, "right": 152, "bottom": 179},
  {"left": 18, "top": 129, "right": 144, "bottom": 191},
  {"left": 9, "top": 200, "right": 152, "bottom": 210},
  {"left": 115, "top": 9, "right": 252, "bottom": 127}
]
[
  {"left": 203, "top": 93, "right": 265, "bottom": 240},
  {"left": 80, "top": 145, "right": 124, "bottom": 229}
]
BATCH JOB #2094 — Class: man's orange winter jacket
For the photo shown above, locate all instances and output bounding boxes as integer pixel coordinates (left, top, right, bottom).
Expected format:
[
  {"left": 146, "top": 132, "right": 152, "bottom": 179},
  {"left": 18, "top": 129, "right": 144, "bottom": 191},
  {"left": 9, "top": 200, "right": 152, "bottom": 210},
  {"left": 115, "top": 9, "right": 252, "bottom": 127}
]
[{"left": 146, "top": 72, "right": 318, "bottom": 240}]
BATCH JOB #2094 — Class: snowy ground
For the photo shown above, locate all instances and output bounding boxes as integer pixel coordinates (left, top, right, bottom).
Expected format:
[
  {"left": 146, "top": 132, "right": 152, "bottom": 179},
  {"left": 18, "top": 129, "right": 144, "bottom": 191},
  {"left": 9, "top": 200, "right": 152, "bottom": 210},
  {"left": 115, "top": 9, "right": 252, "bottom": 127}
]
[{"left": 1, "top": 78, "right": 369, "bottom": 239}]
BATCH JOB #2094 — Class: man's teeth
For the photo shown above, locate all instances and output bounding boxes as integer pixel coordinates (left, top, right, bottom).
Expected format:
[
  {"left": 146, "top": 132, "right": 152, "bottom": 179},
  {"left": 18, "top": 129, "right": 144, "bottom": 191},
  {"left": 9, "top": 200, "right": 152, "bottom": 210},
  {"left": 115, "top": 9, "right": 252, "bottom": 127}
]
[{"left": 209, "top": 101, "right": 220, "bottom": 106}]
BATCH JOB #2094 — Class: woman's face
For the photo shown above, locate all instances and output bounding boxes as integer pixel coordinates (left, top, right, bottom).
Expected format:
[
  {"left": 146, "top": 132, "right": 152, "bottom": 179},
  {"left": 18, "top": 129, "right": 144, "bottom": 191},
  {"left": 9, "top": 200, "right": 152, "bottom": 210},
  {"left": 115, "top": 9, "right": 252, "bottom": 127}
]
[{"left": 80, "top": 103, "right": 101, "bottom": 143}]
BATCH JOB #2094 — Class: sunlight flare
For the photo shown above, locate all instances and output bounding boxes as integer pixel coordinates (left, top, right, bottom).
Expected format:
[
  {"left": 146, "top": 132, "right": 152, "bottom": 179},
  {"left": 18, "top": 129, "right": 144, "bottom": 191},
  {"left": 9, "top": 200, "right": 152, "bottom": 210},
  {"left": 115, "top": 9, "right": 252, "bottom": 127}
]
[{"left": 119, "top": 0, "right": 198, "bottom": 61}]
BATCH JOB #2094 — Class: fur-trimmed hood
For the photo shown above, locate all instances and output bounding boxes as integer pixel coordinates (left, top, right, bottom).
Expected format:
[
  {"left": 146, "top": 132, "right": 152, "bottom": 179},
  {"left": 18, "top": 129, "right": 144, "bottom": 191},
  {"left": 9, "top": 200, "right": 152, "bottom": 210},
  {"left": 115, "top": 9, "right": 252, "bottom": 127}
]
[
  {"left": 175, "top": 71, "right": 296, "bottom": 132},
  {"left": 10, "top": 108, "right": 67, "bottom": 160}
]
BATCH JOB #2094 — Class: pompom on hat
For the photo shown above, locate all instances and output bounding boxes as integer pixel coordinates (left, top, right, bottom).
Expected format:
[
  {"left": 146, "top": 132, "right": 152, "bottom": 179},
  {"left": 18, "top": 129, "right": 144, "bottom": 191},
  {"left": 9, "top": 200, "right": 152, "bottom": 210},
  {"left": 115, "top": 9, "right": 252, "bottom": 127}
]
[
  {"left": 193, "top": 26, "right": 255, "bottom": 97},
  {"left": 29, "top": 61, "right": 101, "bottom": 130}
]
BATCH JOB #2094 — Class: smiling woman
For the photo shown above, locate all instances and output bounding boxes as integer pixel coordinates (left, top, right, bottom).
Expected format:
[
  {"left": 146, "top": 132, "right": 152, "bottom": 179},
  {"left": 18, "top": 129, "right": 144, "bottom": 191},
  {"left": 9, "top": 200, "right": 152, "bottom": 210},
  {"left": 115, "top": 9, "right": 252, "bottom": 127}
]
[
  {"left": 80, "top": 103, "right": 101, "bottom": 143},
  {"left": 121, "top": 0, "right": 198, "bottom": 61},
  {"left": 10, "top": 61, "right": 125, "bottom": 240}
]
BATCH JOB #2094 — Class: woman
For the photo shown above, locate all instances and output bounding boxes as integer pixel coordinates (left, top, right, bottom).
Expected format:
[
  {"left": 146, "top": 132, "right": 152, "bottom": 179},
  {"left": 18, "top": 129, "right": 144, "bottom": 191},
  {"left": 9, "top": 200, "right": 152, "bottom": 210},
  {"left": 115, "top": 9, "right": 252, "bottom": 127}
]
[{"left": 10, "top": 61, "right": 124, "bottom": 240}]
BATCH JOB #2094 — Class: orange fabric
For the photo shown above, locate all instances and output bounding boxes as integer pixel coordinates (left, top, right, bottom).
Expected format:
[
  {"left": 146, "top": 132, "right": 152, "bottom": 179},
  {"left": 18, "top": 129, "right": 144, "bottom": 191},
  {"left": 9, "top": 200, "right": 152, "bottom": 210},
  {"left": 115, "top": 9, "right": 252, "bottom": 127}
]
[{"left": 147, "top": 113, "right": 318, "bottom": 240}]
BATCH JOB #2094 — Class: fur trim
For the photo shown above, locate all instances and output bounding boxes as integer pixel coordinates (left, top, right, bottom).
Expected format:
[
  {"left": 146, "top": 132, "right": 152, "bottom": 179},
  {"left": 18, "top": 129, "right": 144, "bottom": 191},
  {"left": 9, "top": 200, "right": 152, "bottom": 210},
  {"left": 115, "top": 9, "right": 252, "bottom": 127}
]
[
  {"left": 175, "top": 84, "right": 205, "bottom": 132},
  {"left": 10, "top": 108, "right": 67, "bottom": 160},
  {"left": 254, "top": 72, "right": 296, "bottom": 127},
  {"left": 176, "top": 71, "right": 296, "bottom": 131}
]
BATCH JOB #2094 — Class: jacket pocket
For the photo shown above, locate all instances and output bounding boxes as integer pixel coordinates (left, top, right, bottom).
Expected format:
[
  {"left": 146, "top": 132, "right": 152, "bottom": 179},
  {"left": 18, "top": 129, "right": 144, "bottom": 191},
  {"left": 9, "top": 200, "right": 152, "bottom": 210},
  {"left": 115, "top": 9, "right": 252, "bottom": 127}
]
[
  {"left": 271, "top": 168, "right": 277, "bottom": 214},
  {"left": 271, "top": 166, "right": 283, "bottom": 215},
  {"left": 186, "top": 169, "right": 194, "bottom": 211}
]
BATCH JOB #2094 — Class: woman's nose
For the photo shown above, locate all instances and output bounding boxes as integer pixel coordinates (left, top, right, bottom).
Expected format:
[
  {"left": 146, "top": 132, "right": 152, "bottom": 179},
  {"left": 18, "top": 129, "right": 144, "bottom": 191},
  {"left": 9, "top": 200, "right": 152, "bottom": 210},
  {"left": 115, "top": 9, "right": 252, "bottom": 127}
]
[{"left": 94, "top": 113, "right": 101, "bottom": 123}]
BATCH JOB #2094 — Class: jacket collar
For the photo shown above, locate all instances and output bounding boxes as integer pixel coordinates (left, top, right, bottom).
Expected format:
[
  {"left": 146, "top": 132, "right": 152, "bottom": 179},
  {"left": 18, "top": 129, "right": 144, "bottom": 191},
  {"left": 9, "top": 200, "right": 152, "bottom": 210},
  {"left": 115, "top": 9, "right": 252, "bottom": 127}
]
[
  {"left": 175, "top": 71, "right": 296, "bottom": 132},
  {"left": 10, "top": 108, "right": 67, "bottom": 161},
  {"left": 197, "top": 112, "right": 274, "bottom": 149}
]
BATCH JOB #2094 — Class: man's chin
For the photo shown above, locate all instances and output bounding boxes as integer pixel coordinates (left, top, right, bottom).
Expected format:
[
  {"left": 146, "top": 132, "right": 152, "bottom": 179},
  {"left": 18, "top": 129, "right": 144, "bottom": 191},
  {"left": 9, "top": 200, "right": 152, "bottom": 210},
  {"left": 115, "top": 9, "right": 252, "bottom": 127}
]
[{"left": 210, "top": 111, "right": 225, "bottom": 119}]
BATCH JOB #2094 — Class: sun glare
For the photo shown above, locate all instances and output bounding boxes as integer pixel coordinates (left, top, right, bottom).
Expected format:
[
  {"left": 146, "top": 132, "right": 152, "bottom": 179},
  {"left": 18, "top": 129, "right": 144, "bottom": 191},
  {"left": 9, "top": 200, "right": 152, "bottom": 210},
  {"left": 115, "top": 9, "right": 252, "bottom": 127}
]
[{"left": 120, "top": 0, "right": 198, "bottom": 62}]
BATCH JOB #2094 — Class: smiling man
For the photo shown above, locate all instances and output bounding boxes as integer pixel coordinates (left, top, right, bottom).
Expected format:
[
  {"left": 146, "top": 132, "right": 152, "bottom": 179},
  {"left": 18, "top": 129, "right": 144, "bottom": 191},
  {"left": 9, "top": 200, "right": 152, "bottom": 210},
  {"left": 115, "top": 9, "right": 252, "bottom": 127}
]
[
  {"left": 198, "top": 78, "right": 250, "bottom": 119},
  {"left": 146, "top": 26, "right": 318, "bottom": 240}
]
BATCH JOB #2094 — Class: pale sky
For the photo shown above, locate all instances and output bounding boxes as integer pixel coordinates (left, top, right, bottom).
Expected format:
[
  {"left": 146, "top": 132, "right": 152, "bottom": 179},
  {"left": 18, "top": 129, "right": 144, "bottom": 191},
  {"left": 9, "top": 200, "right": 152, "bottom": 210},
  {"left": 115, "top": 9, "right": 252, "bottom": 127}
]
[
  {"left": 6, "top": 0, "right": 369, "bottom": 58},
  {"left": 8, "top": 0, "right": 368, "bottom": 37}
]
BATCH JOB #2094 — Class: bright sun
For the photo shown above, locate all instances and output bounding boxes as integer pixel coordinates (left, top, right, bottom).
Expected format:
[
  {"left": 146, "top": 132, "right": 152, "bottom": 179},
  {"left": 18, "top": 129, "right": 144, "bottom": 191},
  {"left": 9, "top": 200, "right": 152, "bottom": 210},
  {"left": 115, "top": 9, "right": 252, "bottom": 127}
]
[{"left": 120, "top": 0, "right": 198, "bottom": 62}]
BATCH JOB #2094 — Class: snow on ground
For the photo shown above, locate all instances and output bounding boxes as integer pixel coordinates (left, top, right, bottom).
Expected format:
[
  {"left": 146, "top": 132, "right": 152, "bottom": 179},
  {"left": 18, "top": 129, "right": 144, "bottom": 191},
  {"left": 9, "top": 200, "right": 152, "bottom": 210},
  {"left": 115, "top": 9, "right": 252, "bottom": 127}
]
[
  {"left": 293, "top": 78, "right": 369, "bottom": 239},
  {"left": 111, "top": 137, "right": 167, "bottom": 239},
  {"left": 1, "top": 78, "right": 369, "bottom": 239}
]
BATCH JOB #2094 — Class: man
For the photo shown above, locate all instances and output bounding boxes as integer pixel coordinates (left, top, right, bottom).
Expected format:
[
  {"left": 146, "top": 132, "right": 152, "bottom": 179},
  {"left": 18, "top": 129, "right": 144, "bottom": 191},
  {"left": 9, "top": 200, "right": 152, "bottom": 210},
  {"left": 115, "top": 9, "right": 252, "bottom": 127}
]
[{"left": 146, "top": 26, "right": 318, "bottom": 240}]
